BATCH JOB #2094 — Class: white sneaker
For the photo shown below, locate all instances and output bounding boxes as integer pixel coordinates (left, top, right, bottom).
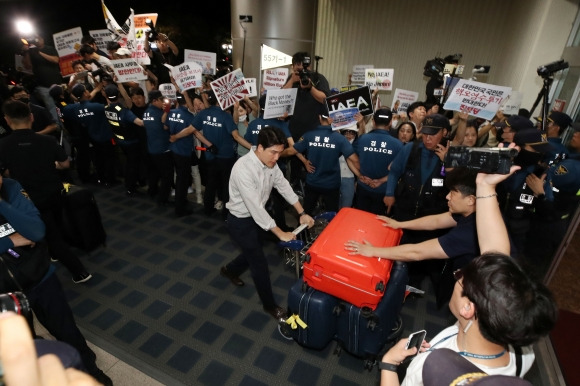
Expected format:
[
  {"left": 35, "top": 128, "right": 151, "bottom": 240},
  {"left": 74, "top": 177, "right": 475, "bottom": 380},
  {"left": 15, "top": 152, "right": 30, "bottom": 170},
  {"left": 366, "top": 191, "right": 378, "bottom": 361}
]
[
  {"left": 214, "top": 200, "right": 223, "bottom": 210},
  {"left": 188, "top": 186, "right": 194, "bottom": 194},
  {"left": 171, "top": 189, "right": 176, "bottom": 197},
  {"left": 196, "top": 195, "right": 203, "bottom": 204}
]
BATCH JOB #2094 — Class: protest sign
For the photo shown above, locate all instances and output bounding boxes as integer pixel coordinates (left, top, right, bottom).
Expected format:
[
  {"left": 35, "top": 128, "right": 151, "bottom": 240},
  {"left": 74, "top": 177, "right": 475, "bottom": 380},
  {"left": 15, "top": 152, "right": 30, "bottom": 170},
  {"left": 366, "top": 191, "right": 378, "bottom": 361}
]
[
  {"left": 443, "top": 79, "right": 511, "bottom": 120},
  {"left": 262, "top": 68, "right": 289, "bottom": 90},
  {"left": 500, "top": 90, "right": 523, "bottom": 115},
  {"left": 132, "top": 13, "right": 158, "bottom": 65},
  {"left": 89, "top": 29, "right": 113, "bottom": 52},
  {"left": 351, "top": 65, "right": 373, "bottom": 84},
  {"left": 210, "top": 69, "right": 249, "bottom": 110},
  {"left": 261, "top": 45, "right": 293, "bottom": 70},
  {"left": 184, "top": 49, "right": 216, "bottom": 75},
  {"left": 339, "top": 85, "right": 360, "bottom": 92},
  {"left": 159, "top": 83, "right": 177, "bottom": 100},
  {"left": 245, "top": 78, "right": 257, "bottom": 97},
  {"left": 391, "top": 89, "right": 419, "bottom": 117},
  {"left": 326, "top": 86, "right": 373, "bottom": 116},
  {"left": 263, "top": 89, "right": 297, "bottom": 119},
  {"left": 365, "top": 68, "right": 394, "bottom": 90},
  {"left": 329, "top": 108, "right": 359, "bottom": 131},
  {"left": 171, "top": 62, "right": 203, "bottom": 91},
  {"left": 111, "top": 59, "right": 147, "bottom": 82},
  {"left": 53, "top": 27, "right": 83, "bottom": 76}
]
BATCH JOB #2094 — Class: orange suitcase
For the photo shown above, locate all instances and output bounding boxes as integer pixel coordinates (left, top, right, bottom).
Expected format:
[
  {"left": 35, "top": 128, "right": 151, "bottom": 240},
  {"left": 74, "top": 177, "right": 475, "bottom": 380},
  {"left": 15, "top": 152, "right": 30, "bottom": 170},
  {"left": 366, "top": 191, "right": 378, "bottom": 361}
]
[{"left": 302, "top": 208, "right": 402, "bottom": 310}]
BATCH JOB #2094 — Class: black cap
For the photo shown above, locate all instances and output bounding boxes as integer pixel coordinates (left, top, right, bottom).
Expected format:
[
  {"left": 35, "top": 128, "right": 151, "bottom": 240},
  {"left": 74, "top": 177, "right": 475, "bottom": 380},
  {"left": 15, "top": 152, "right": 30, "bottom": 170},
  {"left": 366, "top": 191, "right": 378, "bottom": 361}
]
[
  {"left": 104, "top": 84, "right": 119, "bottom": 100},
  {"left": 513, "top": 128, "right": 553, "bottom": 153},
  {"left": 506, "top": 115, "right": 534, "bottom": 132},
  {"left": 317, "top": 103, "right": 330, "bottom": 119},
  {"left": 373, "top": 108, "right": 392, "bottom": 125},
  {"left": 71, "top": 84, "right": 86, "bottom": 99},
  {"left": 148, "top": 90, "right": 163, "bottom": 101},
  {"left": 548, "top": 111, "right": 572, "bottom": 129},
  {"left": 422, "top": 114, "right": 450, "bottom": 135},
  {"left": 48, "top": 84, "right": 64, "bottom": 100}
]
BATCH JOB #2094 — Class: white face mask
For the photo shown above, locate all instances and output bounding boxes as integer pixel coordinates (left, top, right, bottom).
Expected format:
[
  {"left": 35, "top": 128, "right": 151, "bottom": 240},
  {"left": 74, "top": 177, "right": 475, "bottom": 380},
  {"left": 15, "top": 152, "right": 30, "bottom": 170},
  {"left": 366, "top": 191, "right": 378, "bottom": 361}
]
[
  {"left": 239, "top": 114, "right": 247, "bottom": 122},
  {"left": 391, "top": 119, "right": 399, "bottom": 128}
]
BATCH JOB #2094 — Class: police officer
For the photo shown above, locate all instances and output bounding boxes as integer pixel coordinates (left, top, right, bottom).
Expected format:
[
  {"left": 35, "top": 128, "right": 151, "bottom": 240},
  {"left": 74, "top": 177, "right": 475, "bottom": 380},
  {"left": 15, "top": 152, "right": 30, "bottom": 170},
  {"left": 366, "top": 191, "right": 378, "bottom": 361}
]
[
  {"left": 104, "top": 84, "right": 144, "bottom": 196},
  {"left": 142, "top": 90, "right": 173, "bottom": 205},
  {"left": 167, "top": 94, "right": 213, "bottom": 217},
  {"left": 354, "top": 108, "right": 403, "bottom": 214},
  {"left": 283, "top": 105, "right": 360, "bottom": 214},
  {"left": 544, "top": 111, "right": 571, "bottom": 163}
]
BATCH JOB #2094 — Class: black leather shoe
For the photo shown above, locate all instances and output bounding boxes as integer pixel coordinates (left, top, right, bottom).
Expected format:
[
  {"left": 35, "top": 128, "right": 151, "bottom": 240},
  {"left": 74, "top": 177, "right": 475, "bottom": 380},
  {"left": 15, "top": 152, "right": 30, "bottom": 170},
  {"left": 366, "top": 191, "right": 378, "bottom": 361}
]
[
  {"left": 220, "top": 267, "right": 244, "bottom": 286},
  {"left": 264, "top": 305, "right": 287, "bottom": 321}
]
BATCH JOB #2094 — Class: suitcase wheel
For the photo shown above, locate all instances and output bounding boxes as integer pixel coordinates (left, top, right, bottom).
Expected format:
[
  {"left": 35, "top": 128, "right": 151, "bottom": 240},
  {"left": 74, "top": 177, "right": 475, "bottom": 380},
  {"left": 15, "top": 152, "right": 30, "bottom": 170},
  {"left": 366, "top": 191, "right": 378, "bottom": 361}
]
[
  {"left": 375, "top": 281, "right": 385, "bottom": 293},
  {"left": 304, "top": 253, "right": 311, "bottom": 264},
  {"left": 360, "top": 306, "right": 373, "bottom": 319}
]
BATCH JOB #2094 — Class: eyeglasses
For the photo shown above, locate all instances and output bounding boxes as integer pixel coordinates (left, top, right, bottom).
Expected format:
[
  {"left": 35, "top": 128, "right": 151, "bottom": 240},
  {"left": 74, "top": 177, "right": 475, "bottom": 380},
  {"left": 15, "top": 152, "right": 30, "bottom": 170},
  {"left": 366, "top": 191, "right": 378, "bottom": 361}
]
[
  {"left": 341, "top": 130, "right": 357, "bottom": 136},
  {"left": 453, "top": 269, "right": 463, "bottom": 287}
]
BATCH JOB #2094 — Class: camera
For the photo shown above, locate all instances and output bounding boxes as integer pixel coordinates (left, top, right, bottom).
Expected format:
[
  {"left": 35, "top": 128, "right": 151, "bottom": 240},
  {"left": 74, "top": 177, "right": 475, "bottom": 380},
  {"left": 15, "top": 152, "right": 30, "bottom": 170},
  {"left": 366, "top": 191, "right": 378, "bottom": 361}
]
[
  {"left": 444, "top": 146, "right": 518, "bottom": 174},
  {"left": 0, "top": 292, "right": 31, "bottom": 319},
  {"left": 537, "top": 60, "right": 569, "bottom": 78},
  {"left": 299, "top": 56, "right": 312, "bottom": 87},
  {"left": 145, "top": 18, "right": 158, "bottom": 43},
  {"left": 423, "top": 57, "right": 445, "bottom": 81}
]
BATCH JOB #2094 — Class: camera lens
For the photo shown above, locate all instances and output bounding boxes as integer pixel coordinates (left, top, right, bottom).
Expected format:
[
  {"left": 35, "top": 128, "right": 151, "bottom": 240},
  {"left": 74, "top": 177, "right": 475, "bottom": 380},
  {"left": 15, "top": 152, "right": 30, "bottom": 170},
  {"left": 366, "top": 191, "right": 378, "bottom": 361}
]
[{"left": 0, "top": 292, "right": 31, "bottom": 319}]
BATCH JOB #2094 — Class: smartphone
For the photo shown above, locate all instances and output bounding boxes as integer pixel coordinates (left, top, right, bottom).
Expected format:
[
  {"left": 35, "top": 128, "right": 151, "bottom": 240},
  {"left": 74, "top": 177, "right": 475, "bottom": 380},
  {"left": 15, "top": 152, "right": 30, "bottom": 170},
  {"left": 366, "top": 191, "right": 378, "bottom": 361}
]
[
  {"left": 439, "top": 137, "right": 449, "bottom": 147},
  {"left": 405, "top": 329, "right": 426, "bottom": 358}
]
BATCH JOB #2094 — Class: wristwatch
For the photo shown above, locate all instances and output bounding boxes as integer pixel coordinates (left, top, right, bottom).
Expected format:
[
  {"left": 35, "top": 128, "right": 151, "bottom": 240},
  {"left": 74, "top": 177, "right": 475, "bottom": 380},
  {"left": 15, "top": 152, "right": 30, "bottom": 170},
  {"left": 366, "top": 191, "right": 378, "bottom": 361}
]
[
  {"left": 379, "top": 362, "right": 398, "bottom": 372},
  {"left": 298, "top": 211, "right": 306, "bottom": 216}
]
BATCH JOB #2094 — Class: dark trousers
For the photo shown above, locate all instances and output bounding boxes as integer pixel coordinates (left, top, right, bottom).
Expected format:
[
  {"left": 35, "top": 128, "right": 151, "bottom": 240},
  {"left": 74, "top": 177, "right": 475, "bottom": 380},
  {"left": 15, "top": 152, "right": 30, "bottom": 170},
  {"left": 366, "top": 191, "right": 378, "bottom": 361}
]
[
  {"left": 225, "top": 213, "right": 277, "bottom": 309},
  {"left": 355, "top": 185, "right": 387, "bottom": 215},
  {"left": 173, "top": 153, "right": 192, "bottom": 213},
  {"left": 119, "top": 142, "right": 140, "bottom": 191},
  {"left": 304, "top": 184, "right": 340, "bottom": 215},
  {"left": 92, "top": 140, "right": 116, "bottom": 184},
  {"left": 148, "top": 152, "right": 173, "bottom": 203},
  {"left": 25, "top": 272, "right": 99, "bottom": 375},
  {"left": 39, "top": 196, "right": 87, "bottom": 277},
  {"left": 204, "top": 157, "right": 234, "bottom": 213}
]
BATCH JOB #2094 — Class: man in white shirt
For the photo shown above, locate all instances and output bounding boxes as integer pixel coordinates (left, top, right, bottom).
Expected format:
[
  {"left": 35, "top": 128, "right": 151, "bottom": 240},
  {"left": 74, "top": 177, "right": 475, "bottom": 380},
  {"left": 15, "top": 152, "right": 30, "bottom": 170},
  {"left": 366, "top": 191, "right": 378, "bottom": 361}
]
[{"left": 221, "top": 126, "right": 314, "bottom": 320}]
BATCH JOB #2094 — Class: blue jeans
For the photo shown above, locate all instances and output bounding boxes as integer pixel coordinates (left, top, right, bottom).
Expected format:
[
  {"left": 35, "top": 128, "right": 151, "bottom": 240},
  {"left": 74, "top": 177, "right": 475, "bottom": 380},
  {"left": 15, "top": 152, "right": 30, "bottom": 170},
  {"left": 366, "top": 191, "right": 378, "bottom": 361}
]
[{"left": 339, "top": 177, "right": 355, "bottom": 209}]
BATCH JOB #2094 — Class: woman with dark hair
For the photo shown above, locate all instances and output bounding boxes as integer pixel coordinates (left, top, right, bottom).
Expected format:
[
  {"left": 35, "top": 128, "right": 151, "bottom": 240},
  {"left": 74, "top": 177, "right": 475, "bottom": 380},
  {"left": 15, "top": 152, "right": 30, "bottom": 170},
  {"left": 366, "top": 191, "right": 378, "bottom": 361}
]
[
  {"left": 378, "top": 162, "right": 558, "bottom": 386},
  {"left": 396, "top": 121, "right": 416, "bottom": 144}
]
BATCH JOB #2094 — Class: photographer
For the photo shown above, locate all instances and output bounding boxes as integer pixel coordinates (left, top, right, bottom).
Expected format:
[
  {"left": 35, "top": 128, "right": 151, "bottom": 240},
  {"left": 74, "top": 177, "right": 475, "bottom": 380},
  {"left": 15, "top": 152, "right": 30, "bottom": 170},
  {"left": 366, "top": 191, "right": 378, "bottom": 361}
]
[
  {"left": 78, "top": 44, "right": 114, "bottom": 78},
  {"left": 144, "top": 24, "right": 179, "bottom": 86}
]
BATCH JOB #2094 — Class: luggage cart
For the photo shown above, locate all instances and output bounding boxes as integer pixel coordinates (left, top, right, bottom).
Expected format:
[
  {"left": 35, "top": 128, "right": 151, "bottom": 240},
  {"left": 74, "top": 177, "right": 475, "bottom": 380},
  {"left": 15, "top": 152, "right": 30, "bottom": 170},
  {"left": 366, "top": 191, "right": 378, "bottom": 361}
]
[{"left": 278, "top": 212, "right": 336, "bottom": 277}]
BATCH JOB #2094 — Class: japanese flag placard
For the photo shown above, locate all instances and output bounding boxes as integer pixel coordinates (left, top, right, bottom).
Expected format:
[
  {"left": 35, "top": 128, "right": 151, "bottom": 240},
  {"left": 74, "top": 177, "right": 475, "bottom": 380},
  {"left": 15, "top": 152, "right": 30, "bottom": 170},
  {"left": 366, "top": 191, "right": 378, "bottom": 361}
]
[
  {"left": 443, "top": 79, "right": 511, "bottom": 120},
  {"left": 210, "top": 69, "right": 249, "bottom": 110},
  {"left": 365, "top": 68, "right": 394, "bottom": 90}
]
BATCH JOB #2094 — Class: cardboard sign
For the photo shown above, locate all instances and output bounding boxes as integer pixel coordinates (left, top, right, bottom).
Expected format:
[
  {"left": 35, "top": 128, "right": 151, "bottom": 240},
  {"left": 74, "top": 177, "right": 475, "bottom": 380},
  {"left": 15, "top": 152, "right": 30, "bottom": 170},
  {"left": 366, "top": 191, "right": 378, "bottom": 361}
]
[
  {"left": 159, "top": 83, "right": 177, "bottom": 100},
  {"left": 263, "top": 89, "right": 297, "bottom": 119},
  {"left": 111, "top": 58, "right": 147, "bottom": 82},
  {"left": 210, "top": 69, "right": 249, "bottom": 110},
  {"left": 245, "top": 78, "right": 257, "bottom": 97},
  {"left": 89, "top": 29, "right": 113, "bottom": 52},
  {"left": 53, "top": 27, "right": 83, "bottom": 57},
  {"left": 184, "top": 49, "right": 216, "bottom": 75},
  {"left": 365, "top": 68, "right": 394, "bottom": 90},
  {"left": 262, "top": 68, "right": 289, "bottom": 90},
  {"left": 351, "top": 65, "right": 373, "bottom": 84},
  {"left": 501, "top": 91, "right": 523, "bottom": 115},
  {"left": 391, "top": 89, "right": 419, "bottom": 116},
  {"left": 326, "top": 86, "right": 373, "bottom": 116},
  {"left": 261, "top": 44, "right": 293, "bottom": 70},
  {"left": 443, "top": 79, "right": 511, "bottom": 120},
  {"left": 171, "top": 62, "right": 203, "bottom": 91}
]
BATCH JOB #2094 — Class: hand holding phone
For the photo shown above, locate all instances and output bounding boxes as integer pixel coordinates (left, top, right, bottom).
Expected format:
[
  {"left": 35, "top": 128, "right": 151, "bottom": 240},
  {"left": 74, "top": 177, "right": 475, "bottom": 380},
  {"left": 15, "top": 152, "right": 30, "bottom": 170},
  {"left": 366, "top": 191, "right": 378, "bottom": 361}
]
[{"left": 405, "top": 329, "right": 426, "bottom": 359}]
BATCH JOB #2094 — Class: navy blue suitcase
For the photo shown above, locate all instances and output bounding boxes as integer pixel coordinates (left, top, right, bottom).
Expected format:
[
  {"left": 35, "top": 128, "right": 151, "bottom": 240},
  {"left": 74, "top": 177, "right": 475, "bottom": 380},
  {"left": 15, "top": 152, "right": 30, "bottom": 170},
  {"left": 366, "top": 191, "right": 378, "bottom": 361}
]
[
  {"left": 334, "top": 261, "right": 407, "bottom": 362},
  {"left": 286, "top": 278, "right": 339, "bottom": 350}
]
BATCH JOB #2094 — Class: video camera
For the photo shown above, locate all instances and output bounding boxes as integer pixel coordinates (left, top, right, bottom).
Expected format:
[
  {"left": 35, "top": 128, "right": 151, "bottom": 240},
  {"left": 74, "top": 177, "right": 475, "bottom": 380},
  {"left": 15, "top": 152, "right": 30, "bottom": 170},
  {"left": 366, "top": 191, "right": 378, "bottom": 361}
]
[
  {"left": 145, "top": 18, "right": 159, "bottom": 42},
  {"left": 299, "top": 56, "right": 312, "bottom": 87},
  {"left": 537, "top": 60, "right": 569, "bottom": 78},
  {"left": 444, "top": 146, "right": 518, "bottom": 174},
  {"left": 423, "top": 54, "right": 463, "bottom": 81}
]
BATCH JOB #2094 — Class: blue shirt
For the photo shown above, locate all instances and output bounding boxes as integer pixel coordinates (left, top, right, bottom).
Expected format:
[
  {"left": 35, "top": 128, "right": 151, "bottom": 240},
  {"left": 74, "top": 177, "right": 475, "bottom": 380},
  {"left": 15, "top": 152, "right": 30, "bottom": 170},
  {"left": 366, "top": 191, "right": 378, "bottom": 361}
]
[
  {"left": 354, "top": 129, "right": 403, "bottom": 194},
  {"left": 293, "top": 125, "right": 355, "bottom": 190},
  {"left": 385, "top": 142, "right": 441, "bottom": 197},
  {"left": 167, "top": 106, "right": 195, "bottom": 157},
  {"left": 62, "top": 101, "right": 113, "bottom": 143},
  {"left": 545, "top": 137, "right": 568, "bottom": 163},
  {"left": 105, "top": 102, "right": 139, "bottom": 144},
  {"left": 244, "top": 117, "right": 291, "bottom": 146},
  {"left": 143, "top": 104, "right": 169, "bottom": 155},
  {"left": 192, "top": 106, "right": 237, "bottom": 161}
]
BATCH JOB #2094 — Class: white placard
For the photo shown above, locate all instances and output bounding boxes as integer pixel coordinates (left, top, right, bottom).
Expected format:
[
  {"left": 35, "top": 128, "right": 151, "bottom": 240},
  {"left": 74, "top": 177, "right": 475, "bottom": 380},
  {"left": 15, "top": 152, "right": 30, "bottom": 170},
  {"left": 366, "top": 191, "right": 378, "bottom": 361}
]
[
  {"left": 263, "top": 89, "right": 298, "bottom": 119},
  {"left": 210, "top": 69, "right": 249, "bottom": 110},
  {"left": 262, "top": 68, "right": 289, "bottom": 90},
  {"left": 111, "top": 58, "right": 147, "bottom": 82},
  {"left": 443, "top": 79, "right": 512, "bottom": 120},
  {"left": 351, "top": 65, "right": 374, "bottom": 84},
  {"left": 132, "top": 13, "right": 157, "bottom": 65},
  {"left": 53, "top": 27, "right": 83, "bottom": 57},
  {"left": 261, "top": 44, "right": 293, "bottom": 70},
  {"left": 171, "top": 62, "right": 203, "bottom": 91},
  {"left": 391, "top": 89, "right": 419, "bottom": 117},
  {"left": 365, "top": 68, "right": 394, "bottom": 91},
  {"left": 159, "top": 83, "right": 177, "bottom": 100},
  {"left": 184, "top": 49, "right": 216, "bottom": 75},
  {"left": 245, "top": 78, "right": 257, "bottom": 97},
  {"left": 89, "top": 29, "right": 113, "bottom": 52},
  {"left": 500, "top": 91, "right": 523, "bottom": 115}
]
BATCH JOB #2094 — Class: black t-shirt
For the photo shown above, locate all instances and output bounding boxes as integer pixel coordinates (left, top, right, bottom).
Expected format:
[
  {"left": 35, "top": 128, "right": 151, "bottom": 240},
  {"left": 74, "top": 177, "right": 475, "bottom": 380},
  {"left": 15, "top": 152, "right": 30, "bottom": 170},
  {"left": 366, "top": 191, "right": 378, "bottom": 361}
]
[
  {"left": 288, "top": 72, "right": 331, "bottom": 140},
  {"left": 0, "top": 129, "right": 67, "bottom": 208},
  {"left": 30, "top": 103, "right": 56, "bottom": 134},
  {"left": 28, "top": 45, "right": 63, "bottom": 87},
  {"left": 438, "top": 213, "right": 479, "bottom": 269}
]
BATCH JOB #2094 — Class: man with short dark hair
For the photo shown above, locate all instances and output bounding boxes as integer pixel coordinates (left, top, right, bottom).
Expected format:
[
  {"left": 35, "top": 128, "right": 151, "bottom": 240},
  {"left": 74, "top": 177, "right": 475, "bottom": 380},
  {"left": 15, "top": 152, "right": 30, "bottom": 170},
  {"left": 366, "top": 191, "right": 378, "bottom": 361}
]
[
  {"left": 221, "top": 126, "right": 314, "bottom": 320},
  {"left": 544, "top": 111, "right": 571, "bottom": 162},
  {"left": 9, "top": 86, "right": 58, "bottom": 136},
  {"left": 406, "top": 101, "right": 426, "bottom": 136}
]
